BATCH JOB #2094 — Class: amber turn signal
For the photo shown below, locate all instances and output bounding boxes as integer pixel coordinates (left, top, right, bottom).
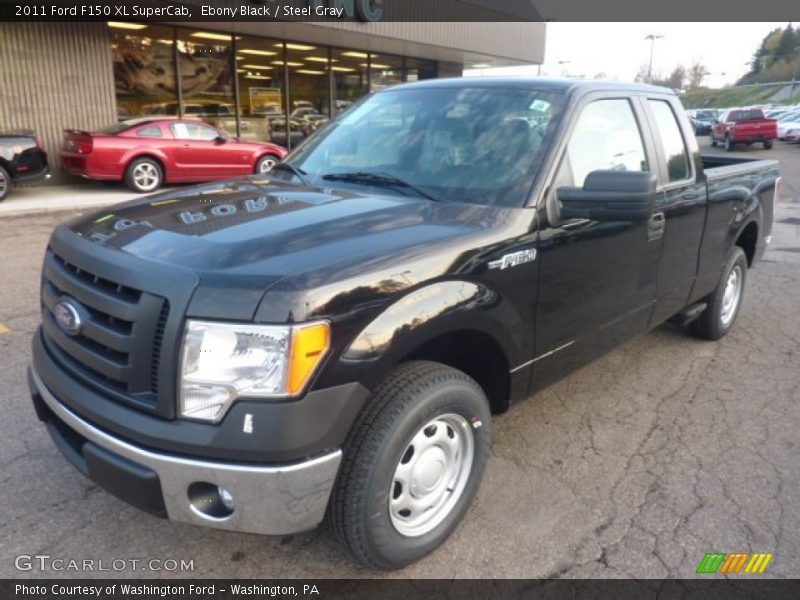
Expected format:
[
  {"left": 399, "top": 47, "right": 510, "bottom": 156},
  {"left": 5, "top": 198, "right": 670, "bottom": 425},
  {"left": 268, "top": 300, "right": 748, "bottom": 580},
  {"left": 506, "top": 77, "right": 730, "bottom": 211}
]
[{"left": 288, "top": 322, "right": 331, "bottom": 394}]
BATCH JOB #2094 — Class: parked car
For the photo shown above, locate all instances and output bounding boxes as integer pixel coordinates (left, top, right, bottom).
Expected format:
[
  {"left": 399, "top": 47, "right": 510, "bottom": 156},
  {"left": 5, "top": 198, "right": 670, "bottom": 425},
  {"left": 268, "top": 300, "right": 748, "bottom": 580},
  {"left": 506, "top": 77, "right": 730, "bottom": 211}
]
[
  {"left": 776, "top": 110, "right": 800, "bottom": 140},
  {"left": 710, "top": 107, "right": 777, "bottom": 151},
  {"left": 689, "top": 109, "right": 719, "bottom": 135},
  {"left": 290, "top": 106, "right": 329, "bottom": 128},
  {"left": 60, "top": 119, "right": 287, "bottom": 193},
  {"left": 785, "top": 127, "right": 800, "bottom": 142},
  {"left": 31, "top": 78, "right": 778, "bottom": 569},
  {"left": 0, "top": 130, "right": 50, "bottom": 201}
]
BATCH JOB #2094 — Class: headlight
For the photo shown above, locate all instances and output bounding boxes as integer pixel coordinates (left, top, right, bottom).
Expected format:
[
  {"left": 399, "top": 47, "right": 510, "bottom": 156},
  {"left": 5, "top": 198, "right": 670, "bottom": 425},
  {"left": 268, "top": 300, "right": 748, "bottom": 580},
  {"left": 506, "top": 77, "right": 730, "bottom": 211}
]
[{"left": 179, "top": 320, "right": 330, "bottom": 422}]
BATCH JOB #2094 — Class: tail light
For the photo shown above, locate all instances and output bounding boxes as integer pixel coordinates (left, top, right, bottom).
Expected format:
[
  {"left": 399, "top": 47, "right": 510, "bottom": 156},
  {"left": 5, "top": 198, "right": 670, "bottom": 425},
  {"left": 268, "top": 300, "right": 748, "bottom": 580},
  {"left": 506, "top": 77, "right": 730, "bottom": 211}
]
[{"left": 78, "top": 138, "right": 93, "bottom": 154}]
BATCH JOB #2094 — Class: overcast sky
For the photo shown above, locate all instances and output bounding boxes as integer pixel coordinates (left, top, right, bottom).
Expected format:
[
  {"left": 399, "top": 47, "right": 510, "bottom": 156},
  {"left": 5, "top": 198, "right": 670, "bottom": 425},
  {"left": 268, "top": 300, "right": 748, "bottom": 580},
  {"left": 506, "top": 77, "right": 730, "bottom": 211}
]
[{"left": 465, "top": 22, "right": 791, "bottom": 88}]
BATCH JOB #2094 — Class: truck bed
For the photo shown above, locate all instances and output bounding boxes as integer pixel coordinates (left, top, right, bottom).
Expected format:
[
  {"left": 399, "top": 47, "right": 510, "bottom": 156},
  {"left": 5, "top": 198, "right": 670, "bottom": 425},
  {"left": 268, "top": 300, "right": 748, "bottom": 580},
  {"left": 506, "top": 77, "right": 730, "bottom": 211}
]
[{"left": 701, "top": 154, "right": 779, "bottom": 176}]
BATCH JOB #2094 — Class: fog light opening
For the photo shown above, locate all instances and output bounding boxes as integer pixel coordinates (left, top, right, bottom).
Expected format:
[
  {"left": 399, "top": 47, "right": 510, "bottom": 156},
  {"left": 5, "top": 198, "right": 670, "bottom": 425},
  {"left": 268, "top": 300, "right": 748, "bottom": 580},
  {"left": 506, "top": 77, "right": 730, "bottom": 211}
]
[{"left": 187, "top": 482, "right": 235, "bottom": 520}]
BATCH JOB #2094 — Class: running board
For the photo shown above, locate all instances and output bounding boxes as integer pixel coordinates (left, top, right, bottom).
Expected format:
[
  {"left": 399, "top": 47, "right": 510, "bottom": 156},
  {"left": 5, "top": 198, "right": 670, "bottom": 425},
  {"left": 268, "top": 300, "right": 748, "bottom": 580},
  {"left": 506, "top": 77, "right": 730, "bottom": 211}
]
[{"left": 670, "top": 302, "right": 708, "bottom": 326}]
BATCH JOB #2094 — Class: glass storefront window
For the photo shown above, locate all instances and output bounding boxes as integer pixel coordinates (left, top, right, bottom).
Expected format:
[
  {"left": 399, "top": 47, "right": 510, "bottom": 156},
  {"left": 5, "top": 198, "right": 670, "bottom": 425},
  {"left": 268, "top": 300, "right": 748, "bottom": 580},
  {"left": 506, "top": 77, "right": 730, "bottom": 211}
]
[
  {"left": 286, "top": 42, "right": 330, "bottom": 149},
  {"left": 175, "top": 29, "right": 236, "bottom": 135},
  {"left": 235, "top": 36, "right": 286, "bottom": 144},
  {"left": 109, "top": 23, "right": 177, "bottom": 120},
  {"left": 405, "top": 57, "right": 437, "bottom": 82},
  {"left": 110, "top": 24, "right": 442, "bottom": 148},
  {"left": 369, "top": 54, "right": 404, "bottom": 92},
  {"left": 332, "top": 48, "right": 369, "bottom": 116}
]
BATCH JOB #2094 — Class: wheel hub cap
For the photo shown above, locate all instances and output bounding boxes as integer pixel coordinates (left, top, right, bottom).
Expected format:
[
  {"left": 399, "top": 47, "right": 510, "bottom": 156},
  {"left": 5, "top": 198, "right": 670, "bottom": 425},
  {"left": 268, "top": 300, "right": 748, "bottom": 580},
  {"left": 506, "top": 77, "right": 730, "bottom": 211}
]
[
  {"left": 389, "top": 413, "right": 475, "bottom": 537},
  {"left": 720, "top": 265, "right": 742, "bottom": 327}
]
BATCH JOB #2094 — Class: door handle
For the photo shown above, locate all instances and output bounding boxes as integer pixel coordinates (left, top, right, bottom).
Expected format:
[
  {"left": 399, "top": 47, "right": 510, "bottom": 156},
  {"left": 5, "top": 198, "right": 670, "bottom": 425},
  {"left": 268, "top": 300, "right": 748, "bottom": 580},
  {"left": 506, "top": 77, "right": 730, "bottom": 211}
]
[{"left": 648, "top": 211, "right": 665, "bottom": 242}]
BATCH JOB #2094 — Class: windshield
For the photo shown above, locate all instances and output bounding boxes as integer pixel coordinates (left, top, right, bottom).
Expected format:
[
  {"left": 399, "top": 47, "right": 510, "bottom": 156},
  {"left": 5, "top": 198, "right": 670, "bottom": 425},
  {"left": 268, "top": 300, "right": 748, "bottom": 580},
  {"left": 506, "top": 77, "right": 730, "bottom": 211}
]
[{"left": 282, "top": 85, "right": 566, "bottom": 207}]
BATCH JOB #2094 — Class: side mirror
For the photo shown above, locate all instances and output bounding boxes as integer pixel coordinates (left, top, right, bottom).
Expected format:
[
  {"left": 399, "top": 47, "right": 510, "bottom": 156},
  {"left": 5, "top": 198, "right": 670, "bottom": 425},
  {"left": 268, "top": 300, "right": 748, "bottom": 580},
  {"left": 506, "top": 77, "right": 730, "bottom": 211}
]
[
  {"left": 557, "top": 170, "right": 656, "bottom": 221},
  {"left": 215, "top": 134, "right": 228, "bottom": 144}
]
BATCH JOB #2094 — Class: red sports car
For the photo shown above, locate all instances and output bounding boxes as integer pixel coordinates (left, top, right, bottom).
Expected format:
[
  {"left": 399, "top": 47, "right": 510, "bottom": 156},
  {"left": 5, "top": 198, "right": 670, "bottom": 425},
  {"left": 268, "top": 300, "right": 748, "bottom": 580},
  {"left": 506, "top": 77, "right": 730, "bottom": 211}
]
[{"left": 61, "top": 118, "right": 288, "bottom": 193}]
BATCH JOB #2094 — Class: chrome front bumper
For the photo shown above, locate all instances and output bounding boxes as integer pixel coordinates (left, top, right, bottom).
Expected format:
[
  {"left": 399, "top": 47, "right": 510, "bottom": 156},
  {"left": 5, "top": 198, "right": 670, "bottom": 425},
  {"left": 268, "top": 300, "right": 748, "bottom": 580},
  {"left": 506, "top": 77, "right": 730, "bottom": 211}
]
[{"left": 32, "top": 369, "right": 342, "bottom": 536}]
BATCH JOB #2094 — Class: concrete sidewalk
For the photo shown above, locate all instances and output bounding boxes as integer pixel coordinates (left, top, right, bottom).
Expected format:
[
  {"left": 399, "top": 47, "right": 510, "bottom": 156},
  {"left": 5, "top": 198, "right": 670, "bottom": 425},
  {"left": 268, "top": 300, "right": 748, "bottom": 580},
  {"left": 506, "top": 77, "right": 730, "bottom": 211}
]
[{"left": 0, "top": 183, "right": 173, "bottom": 217}]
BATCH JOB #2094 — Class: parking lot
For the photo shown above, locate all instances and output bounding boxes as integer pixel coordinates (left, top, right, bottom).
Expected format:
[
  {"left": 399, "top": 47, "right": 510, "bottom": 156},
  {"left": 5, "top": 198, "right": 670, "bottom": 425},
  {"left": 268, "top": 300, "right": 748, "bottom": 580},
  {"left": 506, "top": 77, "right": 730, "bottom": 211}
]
[{"left": 1, "top": 139, "right": 798, "bottom": 579}]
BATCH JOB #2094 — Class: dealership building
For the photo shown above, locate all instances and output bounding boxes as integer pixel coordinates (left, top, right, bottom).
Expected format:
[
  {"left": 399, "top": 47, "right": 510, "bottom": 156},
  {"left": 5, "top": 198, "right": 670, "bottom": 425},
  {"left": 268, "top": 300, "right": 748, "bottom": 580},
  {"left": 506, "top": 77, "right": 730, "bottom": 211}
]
[{"left": 0, "top": 4, "right": 544, "bottom": 184}]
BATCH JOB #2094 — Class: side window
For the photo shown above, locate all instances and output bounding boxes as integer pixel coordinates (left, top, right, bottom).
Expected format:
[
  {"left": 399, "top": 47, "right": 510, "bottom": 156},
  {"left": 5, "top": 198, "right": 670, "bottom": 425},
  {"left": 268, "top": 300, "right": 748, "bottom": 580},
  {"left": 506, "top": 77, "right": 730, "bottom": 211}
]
[
  {"left": 170, "top": 122, "right": 219, "bottom": 141},
  {"left": 648, "top": 100, "right": 690, "bottom": 182},
  {"left": 136, "top": 126, "right": 162, "bottom": 138},
  {"left": 564, "top": 99, "right": 647, "bottom": 187}
]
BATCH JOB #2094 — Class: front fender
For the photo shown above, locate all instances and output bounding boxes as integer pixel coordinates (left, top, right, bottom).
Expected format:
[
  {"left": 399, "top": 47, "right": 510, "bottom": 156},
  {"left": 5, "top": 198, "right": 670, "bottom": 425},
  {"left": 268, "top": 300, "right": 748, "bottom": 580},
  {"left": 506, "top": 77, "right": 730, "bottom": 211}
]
[{"left": 332, "top": 280, "right": 526, "bottom": 390}]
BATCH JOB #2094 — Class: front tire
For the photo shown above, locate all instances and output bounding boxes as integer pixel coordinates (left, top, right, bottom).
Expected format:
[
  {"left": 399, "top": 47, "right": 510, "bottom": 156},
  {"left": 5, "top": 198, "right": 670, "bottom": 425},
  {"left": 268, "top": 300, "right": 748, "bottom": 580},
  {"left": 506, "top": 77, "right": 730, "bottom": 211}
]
[
  {"left": 124, "top": 157, "right": 162, "bottom": 193},
  {"left": 0, "top": 165, "right": 11, "bottom": 201},
  {"left": 724, "top": 135, "right": 735, "bottom": 152},
  {"left": 329, "top": 361, "right": 491, "bottom": 569},
  {"left": 690, "top": 247, "right": 747, "bottom": 340},
  {"left": 764, "top": 140, "right": 773, "bottom": 149},
  {"left": 255, "top": 154, "right": 280, "bottom": 174}
]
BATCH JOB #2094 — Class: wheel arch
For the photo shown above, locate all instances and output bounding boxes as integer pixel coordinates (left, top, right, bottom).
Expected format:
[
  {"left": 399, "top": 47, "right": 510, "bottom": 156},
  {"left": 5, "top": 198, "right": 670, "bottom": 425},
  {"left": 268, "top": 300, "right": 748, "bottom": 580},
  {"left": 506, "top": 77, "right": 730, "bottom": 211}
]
[
  {"left": 338, "top": 280, "right": 525, "bottom": 415},
  {"left": 735, "top": 220, "right": 758, "bottom": 267},
  {"left": 124, "top": 153, "right": 166, "bottom": 180}
]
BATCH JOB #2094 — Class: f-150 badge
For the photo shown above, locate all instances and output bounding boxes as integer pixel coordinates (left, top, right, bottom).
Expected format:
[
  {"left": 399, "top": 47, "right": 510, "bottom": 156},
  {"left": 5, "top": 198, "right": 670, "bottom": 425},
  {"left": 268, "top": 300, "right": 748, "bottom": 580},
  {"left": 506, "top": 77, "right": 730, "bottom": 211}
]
[{"left": 488, "top": 249, "right": 538, "bottom": 270}]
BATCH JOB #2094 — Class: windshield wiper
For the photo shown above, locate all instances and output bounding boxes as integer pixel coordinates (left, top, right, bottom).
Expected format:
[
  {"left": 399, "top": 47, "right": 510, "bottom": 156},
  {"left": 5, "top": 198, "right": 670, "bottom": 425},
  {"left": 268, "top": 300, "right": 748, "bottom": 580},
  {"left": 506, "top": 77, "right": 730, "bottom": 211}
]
[
  {"left": 321, "top": 172, "right": 443, "bottom": 203},
  {"left": 270, "top": 162, "right": 309, "bottom": 185}
]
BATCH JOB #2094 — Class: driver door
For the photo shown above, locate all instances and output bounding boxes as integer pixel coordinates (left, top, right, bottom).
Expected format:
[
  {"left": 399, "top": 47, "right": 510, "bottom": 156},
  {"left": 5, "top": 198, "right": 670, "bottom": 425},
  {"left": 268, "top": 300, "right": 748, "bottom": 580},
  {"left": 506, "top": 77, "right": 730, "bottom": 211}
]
[
  {"left": 532, "top": 96, "right": 662, "bottom": 390},
  {"left": 169, "top": 121, "right": 245, "bottom": 179}
]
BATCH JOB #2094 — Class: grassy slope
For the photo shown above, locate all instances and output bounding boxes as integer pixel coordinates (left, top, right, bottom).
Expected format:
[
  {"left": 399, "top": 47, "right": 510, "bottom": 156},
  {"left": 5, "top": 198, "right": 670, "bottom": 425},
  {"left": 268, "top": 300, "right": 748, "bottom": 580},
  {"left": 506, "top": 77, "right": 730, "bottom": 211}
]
[{"left": 682, "top": 83, "right": 800, "bottom": 109}]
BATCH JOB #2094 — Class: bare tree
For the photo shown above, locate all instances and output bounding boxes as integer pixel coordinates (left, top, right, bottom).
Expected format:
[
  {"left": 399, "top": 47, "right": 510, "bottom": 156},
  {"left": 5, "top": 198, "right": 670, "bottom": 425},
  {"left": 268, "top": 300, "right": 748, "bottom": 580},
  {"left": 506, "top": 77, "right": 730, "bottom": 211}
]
[{"left": 687, "top": 61, "right": 710, "bottom": 88}]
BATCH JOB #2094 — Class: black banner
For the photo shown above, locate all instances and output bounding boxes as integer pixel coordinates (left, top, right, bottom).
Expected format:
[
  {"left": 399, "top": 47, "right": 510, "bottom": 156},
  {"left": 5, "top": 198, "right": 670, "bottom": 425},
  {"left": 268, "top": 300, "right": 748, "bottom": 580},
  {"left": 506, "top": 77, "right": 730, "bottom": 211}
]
[
  {"left": 1, "top": 0, "right": 799, "bottom": 22},
  {"left": 3, "top": 579, "right": 800, "bottom": 600}
]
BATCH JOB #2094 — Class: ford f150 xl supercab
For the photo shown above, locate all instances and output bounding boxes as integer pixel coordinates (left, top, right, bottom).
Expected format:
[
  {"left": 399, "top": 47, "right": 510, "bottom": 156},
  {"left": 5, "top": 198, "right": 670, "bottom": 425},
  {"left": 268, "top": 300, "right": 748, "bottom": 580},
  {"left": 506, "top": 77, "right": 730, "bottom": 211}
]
[{"left": 29, "top": 79, "right": 779, "bottom": 569}]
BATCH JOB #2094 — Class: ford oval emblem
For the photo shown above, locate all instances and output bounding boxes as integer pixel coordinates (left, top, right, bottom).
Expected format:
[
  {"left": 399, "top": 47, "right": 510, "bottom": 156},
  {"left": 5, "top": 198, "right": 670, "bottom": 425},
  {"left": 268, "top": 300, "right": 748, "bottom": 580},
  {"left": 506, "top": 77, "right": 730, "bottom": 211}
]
[{"left": 54, "top": 298, "right": 83, "bottom": 336}]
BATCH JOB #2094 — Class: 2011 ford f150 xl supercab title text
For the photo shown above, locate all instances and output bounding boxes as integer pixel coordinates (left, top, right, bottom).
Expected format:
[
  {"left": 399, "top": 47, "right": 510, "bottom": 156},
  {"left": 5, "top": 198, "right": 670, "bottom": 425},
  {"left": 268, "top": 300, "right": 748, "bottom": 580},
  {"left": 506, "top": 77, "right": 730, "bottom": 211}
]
[{"left": 29, "top": 79, "right": 779, "bottom": 569}]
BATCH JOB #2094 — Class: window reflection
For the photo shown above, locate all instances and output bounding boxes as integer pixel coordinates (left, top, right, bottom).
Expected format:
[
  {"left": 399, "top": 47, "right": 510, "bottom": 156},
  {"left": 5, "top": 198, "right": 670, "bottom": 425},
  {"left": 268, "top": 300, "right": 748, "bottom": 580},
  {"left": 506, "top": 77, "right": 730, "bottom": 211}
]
[
  {"left": 109, "top": 23, "right": 176, "bottom": 120},
  {"left": 287, "top": 43, "right": 330, "bottom": 149},
  {"left": 175, "top": 30, "right": 236, "bottom": 135},
  {"left": 369, "top": 54, "right": 403, "bottom": 92},
  {"left": 332, "top": 49, "right": 368, "bottom": 116},
  {"left": 236, "top": 36, "right": 286, "bottom": 144}
]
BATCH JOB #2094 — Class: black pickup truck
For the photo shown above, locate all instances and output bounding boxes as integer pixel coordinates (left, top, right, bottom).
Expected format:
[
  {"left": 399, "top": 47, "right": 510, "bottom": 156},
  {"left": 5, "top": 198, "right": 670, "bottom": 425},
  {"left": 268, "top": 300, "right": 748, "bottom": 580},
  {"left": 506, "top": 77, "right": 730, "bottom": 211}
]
[
  {"left": 29, "top": 79, "right": 779, "bottom": 569},
  {"left": 0, "top": 130, "right": 50, "bottom": 201}
]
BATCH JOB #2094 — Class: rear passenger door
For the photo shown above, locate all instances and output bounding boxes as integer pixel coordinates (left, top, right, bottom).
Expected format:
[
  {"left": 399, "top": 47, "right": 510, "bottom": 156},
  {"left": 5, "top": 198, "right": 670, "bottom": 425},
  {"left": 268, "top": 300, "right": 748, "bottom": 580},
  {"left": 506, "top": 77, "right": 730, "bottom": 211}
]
[{"left": 641, "top": 97, "right": 707, "bottom": 324}]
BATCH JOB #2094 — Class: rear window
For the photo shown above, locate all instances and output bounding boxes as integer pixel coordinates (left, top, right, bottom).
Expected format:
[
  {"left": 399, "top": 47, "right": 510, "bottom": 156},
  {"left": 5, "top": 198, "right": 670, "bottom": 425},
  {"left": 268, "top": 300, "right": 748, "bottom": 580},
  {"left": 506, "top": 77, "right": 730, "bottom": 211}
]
[
  {"left": 728, "top": 109, "right": 765, "bottom": 122},
  {"left": 97, "top": 123, "right": 131, "bottom": 135}
]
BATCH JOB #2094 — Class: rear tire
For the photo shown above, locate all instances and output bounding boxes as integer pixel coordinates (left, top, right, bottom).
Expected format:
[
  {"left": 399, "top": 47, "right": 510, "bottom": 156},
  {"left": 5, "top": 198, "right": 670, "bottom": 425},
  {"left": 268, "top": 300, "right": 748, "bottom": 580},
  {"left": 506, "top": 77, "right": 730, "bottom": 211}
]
[
  {"left": 764, "top": 140, "right": 773, "bottom": 149},
  {"left": 329, "top": 361, "right": 491, "bottom": 569},
  {"left": 690, "top": 247, "right": 747, "bottom": 341},
  {"left": 0, "top": 165, "right": 11, "bottom": 202},
  {"left": 709, "top": 135, "right": 717, "bottom": 147},
  {"left": 124, "top": 157, "right": 162, "bottom": 193},
  {"left": 724, "top": 135, "right": 735, "bottom": 152}
]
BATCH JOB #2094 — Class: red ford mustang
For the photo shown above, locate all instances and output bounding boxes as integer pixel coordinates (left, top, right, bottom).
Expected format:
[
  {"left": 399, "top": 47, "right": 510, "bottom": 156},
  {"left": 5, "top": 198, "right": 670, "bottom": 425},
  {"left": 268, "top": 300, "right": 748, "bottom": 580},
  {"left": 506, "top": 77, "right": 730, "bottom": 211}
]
[{"left": 61, "top": 118, "right": 288, "bottom": 193}]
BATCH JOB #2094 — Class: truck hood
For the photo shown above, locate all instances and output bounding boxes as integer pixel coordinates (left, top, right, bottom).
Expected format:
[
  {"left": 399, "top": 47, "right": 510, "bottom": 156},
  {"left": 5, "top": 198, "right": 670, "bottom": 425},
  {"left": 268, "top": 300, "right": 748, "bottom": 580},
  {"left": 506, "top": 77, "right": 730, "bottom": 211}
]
[{"left": 67, "top": 177, "right": 526, "bottom": 320}]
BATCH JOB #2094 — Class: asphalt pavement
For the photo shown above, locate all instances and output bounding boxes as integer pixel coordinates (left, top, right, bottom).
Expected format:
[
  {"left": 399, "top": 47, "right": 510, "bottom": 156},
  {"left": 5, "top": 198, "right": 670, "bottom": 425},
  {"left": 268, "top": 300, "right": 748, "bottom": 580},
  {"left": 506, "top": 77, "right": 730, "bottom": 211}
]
[{"left": 0, "top": 139, "right": 798, "bottom": 578}]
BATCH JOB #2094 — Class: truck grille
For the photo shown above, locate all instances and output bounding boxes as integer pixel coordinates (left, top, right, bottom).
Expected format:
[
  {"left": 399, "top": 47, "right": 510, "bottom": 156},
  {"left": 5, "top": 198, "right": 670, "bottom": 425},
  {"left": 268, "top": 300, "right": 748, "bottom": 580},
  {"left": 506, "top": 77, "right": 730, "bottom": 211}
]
[{"left": 40, "top": 249, "right": 170, "bottom": 415}]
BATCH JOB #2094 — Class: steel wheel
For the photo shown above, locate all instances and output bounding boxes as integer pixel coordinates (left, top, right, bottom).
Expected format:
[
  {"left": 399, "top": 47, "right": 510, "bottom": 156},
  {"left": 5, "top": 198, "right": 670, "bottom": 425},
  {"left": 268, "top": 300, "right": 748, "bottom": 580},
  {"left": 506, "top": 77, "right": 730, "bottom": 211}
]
[
  {"left": 389, "top": 413, "right": 475, "bottom": 538},
  {"left": 133, "top": 162, "right": 159, "bottom": 191},
  {"left": 720, "top": 264, "right": 743, "bottom": 327}
]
